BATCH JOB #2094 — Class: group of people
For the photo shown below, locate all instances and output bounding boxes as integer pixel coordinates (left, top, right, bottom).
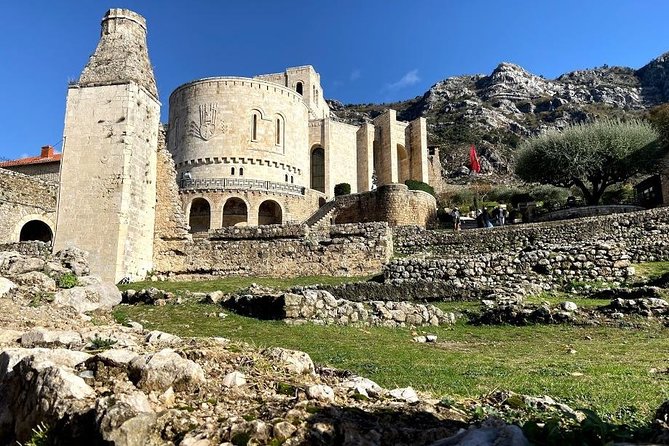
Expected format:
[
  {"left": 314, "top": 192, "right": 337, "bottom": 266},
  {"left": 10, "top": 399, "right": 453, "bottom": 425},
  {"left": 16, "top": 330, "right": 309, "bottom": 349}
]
[{"left": 451, "top": 206, "right": 508, "bottom": 231}]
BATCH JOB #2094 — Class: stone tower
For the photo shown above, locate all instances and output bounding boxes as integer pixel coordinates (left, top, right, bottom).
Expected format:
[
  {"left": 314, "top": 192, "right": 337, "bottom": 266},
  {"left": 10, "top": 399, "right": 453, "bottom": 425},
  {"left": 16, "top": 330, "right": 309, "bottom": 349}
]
[{"left": 54, "top": 9, "right": 160, "bottom": 283}]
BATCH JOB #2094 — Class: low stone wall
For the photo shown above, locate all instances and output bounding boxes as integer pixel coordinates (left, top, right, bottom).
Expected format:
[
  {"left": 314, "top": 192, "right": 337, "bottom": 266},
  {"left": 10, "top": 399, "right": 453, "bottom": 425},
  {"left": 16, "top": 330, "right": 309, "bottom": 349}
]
[
  {"left": 318, "top": 281, "right": 483, "bottom": 302},
  {"left": 385, "top": 241, "right": 634, "bottom": 293},
  {"left": 393, "top": 207, "right": 669, "bottom": 264},
  {"left": 153, "top": 222, "right": 392, "bottom": 278},
  {"left": 0, "top": 242, "right": 52, "bottom": 258},
  {"left": 225, "top": 287, "right": 455, "bottom": 327}
]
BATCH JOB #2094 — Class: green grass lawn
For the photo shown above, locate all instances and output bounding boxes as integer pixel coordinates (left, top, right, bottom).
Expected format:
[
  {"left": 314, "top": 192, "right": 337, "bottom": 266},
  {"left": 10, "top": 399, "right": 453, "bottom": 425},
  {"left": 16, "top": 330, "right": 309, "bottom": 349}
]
[
  {"left": 114, "top": 302, "right": 669, "bottom": 423},
  {"left": 114, "top": 262, "right": 669, "bottom": 423}
]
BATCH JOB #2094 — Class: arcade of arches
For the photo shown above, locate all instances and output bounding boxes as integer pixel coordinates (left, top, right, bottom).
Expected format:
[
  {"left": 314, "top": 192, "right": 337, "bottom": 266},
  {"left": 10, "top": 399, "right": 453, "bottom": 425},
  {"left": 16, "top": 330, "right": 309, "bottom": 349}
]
[{"left": 183, "top": 193, "right": 326, "bottom": 233}]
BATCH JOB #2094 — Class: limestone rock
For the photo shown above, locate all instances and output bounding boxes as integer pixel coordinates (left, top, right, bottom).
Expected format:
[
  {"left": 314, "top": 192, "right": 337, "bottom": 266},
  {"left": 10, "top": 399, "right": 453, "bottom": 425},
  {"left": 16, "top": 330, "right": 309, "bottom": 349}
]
[
  {"left": 0, "top": 347, "right": 91, "bottom": 379},
  {"left": 307, "top": 384, "right": 335, "bottom": 402},
  {"left": 0, "top": 277, "right": 17, "bottom": 298},
  {"left": 54, "top": 247, "right": 90, "bottom": 277},
  {"left": 128, "top": 348, "right": 206, "bottom": 392},
  {"left": 222, "top": 371, "right": 246, "bottom": 387},
  {"left": 53, "top": 282, "right": 122, "bottom": 313},
  {"left": 7, "top": 256, "right": 45, "bottom": 276},
  {"left": 389, "top": 386, "right": 419, "bottom": 403},
  {"left": 20, "top": 328, "right": 83, "bottom": 348},
  {"left": 341, "top": 376, "right": 383, "bottom": 398},
  {"left": 145, "top": 330, "right": 181, "bottom": 346},
  {"left": 264, "top": 347, "right": 315, "bottom": 375},
  {"left": 0, "top": 357, "right": 95, "bottom": 443},
  {"left": 429, "top": 421, "right": 529, "bottom": 446},
  {"left": 272, "top": 421, "right": 297, "bottom": 442},
  {"left": 560, "top": 301, "right": 578, "bottom": 312},
  {"left": 92, "top": 380, "right": 158, "bottom": 446},
  {"left": 11, "top": 271, "right": 56, "bottom": 291}
]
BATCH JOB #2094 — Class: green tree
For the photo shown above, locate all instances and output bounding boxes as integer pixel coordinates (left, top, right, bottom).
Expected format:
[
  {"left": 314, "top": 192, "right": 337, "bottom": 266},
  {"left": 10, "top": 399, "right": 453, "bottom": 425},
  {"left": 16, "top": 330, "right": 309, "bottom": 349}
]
[{"left": 515, "top": 119, "right": 661, "bottom": 205}]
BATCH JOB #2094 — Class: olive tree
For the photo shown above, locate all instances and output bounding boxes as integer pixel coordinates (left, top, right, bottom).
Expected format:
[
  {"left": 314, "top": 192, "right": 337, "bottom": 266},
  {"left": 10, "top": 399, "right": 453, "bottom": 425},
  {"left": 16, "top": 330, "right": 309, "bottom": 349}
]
[{"left": 515, "top": 119, "right": 661, "bottom": 205}]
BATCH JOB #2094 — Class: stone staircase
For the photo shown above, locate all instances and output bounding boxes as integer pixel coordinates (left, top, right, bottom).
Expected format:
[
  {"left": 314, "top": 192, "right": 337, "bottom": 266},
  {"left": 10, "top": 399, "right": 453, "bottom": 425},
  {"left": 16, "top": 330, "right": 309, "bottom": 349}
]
[{"left": 304, "top": 200, "right": 338, "bottom": 227}]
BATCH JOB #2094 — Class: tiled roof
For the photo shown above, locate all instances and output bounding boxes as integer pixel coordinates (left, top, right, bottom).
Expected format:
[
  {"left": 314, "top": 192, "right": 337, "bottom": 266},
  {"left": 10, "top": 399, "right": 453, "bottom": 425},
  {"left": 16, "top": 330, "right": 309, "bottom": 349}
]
[{"left": 0, "top": 154, "right": 61, "bottom": 168}]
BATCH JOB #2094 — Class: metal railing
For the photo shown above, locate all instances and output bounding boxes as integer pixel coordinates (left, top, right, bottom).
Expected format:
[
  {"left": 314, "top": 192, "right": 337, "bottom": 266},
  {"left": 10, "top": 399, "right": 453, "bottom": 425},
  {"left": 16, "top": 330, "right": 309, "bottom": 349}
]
[{"left": 180, "top": 177, "right": 306, "bottom": 196}]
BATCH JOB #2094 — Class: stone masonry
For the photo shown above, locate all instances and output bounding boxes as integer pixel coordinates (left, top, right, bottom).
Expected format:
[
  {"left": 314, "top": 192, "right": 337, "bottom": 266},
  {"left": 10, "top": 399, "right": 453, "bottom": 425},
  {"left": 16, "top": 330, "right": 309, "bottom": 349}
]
[{"left": 54, "top": 9, "right": 160, "bottom": 283}]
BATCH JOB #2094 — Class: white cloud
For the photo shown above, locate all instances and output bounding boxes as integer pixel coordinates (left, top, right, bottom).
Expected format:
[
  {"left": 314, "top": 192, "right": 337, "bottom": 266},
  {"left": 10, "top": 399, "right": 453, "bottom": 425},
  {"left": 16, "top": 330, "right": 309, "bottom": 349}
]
[
  {"left": 384, "top": 69, "right": 420, "bottom": 91},
  {"left": 350, "top": 69, "right": 361, "bottom": 81}
]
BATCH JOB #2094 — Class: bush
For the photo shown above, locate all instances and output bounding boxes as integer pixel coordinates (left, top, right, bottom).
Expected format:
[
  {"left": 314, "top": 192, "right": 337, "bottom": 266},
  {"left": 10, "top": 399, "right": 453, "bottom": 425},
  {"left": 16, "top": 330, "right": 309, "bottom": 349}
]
[
  {"left": 404, "top": 180, "right": 436, "bottom": 197},
  {"left": 334, "top": 183, "right": 351, "bottom": 196},
  {"left": 56, "top": 272, "right": 78, "bottom": 289},
  {"left": 529, "top": 184, "right": 570, "bottom": 210}
]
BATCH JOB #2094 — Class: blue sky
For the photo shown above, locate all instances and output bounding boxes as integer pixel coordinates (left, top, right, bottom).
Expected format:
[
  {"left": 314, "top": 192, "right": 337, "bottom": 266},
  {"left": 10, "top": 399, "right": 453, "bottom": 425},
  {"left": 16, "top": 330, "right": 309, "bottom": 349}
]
[{"left": 1, "top": 0, "right": 669, "bottom": 160}]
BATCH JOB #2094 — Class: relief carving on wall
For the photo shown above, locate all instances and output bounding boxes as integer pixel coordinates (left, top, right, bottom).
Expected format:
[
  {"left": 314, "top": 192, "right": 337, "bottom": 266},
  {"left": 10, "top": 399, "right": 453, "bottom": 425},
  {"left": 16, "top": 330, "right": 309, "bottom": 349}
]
[{"left": 189, "top": 104, "right": 228, "bottom": 141}]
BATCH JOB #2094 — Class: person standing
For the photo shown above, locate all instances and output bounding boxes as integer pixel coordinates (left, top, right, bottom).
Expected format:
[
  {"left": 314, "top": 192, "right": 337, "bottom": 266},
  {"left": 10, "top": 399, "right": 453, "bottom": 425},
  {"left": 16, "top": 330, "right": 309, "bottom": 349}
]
[
  {"left": 481, "top": 207, "right": 493, "bottom": 229},
  {"left": 452, "top": 207, "right": 461, "bottom": 231}
]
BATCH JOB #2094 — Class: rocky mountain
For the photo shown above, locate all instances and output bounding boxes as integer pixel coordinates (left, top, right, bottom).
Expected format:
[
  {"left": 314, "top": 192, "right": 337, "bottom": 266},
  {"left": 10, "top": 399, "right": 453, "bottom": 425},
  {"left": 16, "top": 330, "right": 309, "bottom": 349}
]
[{"left": 329, "top": 52, "right": 669, "bottom": 176}]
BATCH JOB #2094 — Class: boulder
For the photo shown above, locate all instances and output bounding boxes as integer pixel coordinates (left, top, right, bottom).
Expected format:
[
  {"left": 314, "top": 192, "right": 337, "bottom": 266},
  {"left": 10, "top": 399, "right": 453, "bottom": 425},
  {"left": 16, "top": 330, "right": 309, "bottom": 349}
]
[
  {"left": 340, "top": 376, "right": 383, "bottom": 398},
  {"left": 263, "top": 347, "right": 315, "bottom": 375},
  {"left": 95, "top": 383, "right": 158, "bottom": 446},
  {"left": 7, "top": 256, "right": 45, "bottom": 276},
  {"left": 429, "top": 419, "right": 529, "bottom": 446},
  {"left": 20, "top": 328, "right": 83, "bottom": 348},
  {"left": 128, "top": 349, "right": 205, "bottom": 392},
  {"left": 0, "top": 357, "right": 95, "bottom": 443},
  {"left": 0, "top": 348, "right": 91, "bottom": 380},
  {"left": 53, "top": 283, "right": 122, "bottom": 313},
  {"left": 11, "top": 271, "right": 57, "bottom": 291},
  {"left": 54, "top": 247, "right": 90, "bottom": 276},
  {"left": 0, "top": 278, "right": 16, "bottom": 298}
]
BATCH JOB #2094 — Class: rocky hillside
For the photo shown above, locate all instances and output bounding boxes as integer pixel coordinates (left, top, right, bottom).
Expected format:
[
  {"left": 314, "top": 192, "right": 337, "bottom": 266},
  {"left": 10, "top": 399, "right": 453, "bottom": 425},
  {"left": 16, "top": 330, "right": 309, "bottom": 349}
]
[{"left": 330, "top": 52, "right": 669, "bottom": 176}]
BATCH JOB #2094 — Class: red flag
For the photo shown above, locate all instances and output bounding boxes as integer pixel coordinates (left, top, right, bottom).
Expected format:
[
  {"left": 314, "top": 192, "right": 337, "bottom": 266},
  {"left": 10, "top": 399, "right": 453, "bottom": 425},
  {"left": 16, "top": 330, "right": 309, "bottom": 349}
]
[{"left": 469, "top": 144, "right": 481, "bottom": 173}]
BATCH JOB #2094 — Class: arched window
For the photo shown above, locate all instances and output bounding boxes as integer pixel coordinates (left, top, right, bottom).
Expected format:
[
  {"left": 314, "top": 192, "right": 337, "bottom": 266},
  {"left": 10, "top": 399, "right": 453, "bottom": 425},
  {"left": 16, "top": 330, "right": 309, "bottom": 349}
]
[
  {"left": 222, "top": 198, "right": 248, "bottom": 227},
  {"left": 285, "top": 174, "right": 289, "bottom": 182},
  {"left": 188, "top": 198, "right": 211, "bottom": 233},
  {"left": 310, "top": 146, "right": 325, "bottom": 193},
  {"left": 258, "top": 200, "right": 282, "bottom": 225},
  {"left": 239, "top": 167, "right": 244, "bottom": 176},
  {"left": 290, "top": 175, "right": 294, "bottom": 184},
  {"left": 231, "top": 167, "right": 235, "bottom": 175},
  {"left": 276, "top": 118, "right": 281, "bottom": 145},
  {"left": 19, "top": 220, "right": 52, "bottom": 243},
  {"left": 251, "top": 113, "right": 258, "bottom": 141},
  {"left": 296, "top": 82, "right": 303, "bottom": 95}
]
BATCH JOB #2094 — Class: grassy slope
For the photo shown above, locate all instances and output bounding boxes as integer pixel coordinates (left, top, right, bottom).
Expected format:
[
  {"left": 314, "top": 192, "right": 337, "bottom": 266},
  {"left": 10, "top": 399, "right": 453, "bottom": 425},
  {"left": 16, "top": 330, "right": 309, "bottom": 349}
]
[{"left": 114, "top": 299, "right": 669, "bottom": 421}]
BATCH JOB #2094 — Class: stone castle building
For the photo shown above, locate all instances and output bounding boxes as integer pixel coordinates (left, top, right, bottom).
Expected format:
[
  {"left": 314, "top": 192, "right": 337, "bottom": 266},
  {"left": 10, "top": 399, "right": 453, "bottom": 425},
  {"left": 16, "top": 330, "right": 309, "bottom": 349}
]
[{"left": 0, "top": 8, "right": 437, "bottom": 282}]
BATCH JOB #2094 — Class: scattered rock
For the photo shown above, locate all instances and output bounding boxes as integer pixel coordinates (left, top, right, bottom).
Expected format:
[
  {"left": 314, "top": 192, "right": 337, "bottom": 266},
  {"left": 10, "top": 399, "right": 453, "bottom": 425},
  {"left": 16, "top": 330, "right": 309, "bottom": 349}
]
[
  {"left": 128, "top": 349, "right": 206, "bottom": 392},
  {"left": 263, "top": 347, "right": 315, "bottom": 375},
  {"left": 222, "top": 371, "right": 246, "bottom": 387},
  {"left": 53, "top": 282, "right": 122, "bottom": 313},
  {"left": 389, "top": 387, "right": 419, "bottom": 403}
]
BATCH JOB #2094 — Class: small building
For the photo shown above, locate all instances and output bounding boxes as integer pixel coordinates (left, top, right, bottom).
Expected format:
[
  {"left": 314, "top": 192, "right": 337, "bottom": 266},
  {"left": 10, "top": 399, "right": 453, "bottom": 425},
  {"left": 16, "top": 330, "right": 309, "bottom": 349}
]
[{"left": 0, "top": 146, "right": 61, "bottom": 182}]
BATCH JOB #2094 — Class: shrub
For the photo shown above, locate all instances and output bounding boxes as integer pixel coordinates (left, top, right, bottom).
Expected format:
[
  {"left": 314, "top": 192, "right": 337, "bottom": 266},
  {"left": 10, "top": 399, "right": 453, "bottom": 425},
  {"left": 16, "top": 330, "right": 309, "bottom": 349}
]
[
  {"left": 404, "top": 179, "right": 436, "bottom": 197},
  {"left": 334, "top": 183, "right": 351, "bottom": 196},
  {"left": 56, "top": 272, "right": 78, "bottom": 289},
  {"left": 529, "top": 184, "right": 570, "bottom": 210}
]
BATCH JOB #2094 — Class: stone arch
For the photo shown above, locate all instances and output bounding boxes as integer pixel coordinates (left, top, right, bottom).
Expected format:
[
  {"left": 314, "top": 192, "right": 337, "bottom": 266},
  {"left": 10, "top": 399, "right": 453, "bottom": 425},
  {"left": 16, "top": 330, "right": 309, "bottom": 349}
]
[
  {"left": 250, "top": 108, "right": 265, "bottom": 142},
  {"left": 310, "top": 145, "right": 325, "bottom": 193},
  {"left": 397, "top": 144, "right": 410, "bottom": 184},
  {"left": 20, "top": 220, "right": 53, "bottom": 243},
  {"left": 12, "top": 214, "right": 55, "bottom": 244},
  {"left": 188, "top": 197, "right": 211, "bottom": 233},
  {"left": 222, "top": 197, "right": 249, "bottom": 227},
  {"left": 258, "top": 200, "right": 283, "bottom": 225}
]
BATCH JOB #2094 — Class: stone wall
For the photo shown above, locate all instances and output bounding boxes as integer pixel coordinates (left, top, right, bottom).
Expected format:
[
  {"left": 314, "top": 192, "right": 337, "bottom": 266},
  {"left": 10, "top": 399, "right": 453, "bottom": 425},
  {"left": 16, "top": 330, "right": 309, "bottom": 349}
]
[
  {"left": 153, "top": 222, "right": 392, "bottom": 278},
  {"left": 0, "top": 241, "right": 52, "bottom": 258},
  {"left": 224, "top": 288, "right": 455, "bottom": 327},
  {"left": 385, "top": 240, "right": 634, "bottom": 295},
  {"left": 393, "top": 207, "right": 669, "bottom": 262},
  {"left": 333, "top": 184, "right": 437, "bottom": 228},
  {"left": 0, "top": 169, "right": 57, "bottom": 244}
]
